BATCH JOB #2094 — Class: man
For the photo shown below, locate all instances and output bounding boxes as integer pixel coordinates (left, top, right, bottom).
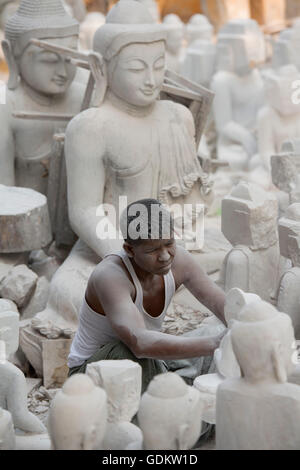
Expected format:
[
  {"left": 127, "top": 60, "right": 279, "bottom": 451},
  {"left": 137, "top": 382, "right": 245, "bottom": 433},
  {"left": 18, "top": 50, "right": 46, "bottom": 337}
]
[{"left": 68, "top": 199, "right": 227, "bottom": 392}]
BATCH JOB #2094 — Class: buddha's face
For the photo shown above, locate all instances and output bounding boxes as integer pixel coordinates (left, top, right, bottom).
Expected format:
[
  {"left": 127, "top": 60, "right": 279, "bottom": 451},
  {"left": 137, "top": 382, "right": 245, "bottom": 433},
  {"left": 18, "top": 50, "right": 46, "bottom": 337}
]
[
  {"left": 109, "top": 41, "right": 165, "bottom": 108},
  {"left": 18, "top": 35, "right": 78, "bottom": 96}
]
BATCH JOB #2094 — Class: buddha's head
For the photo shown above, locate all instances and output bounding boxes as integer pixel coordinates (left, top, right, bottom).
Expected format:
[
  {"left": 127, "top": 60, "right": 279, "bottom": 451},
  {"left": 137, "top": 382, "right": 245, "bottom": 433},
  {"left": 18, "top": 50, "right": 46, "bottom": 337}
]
[
  {"left": 186, "top": 14, "right": 213, "bottom": 45},
  {"left": 221, "top": 182, "right": 278, "bottom": 250},
  {"left": 231, "top": 301, "right": 296, "bottom": 384},
  {"left": 279, "top": 203, "right": 300, "bottom": 266},
  {"left": 217, "top": 19, "right": 265, "bottom": 75},
  {"left": 93, "top": 1, "right": 166, "bottom": 108},
  {"left": 3, "top": 0, "right": 79, "bottom": 95},
  {"left": 163, "top": 13, "right": 184, "bottom": 55},
  {"left": 48, "top": 374, "right": 107, "bottom": 450},
  {"left": 138, "top": 372, "right": 203, "bottom": 450}
]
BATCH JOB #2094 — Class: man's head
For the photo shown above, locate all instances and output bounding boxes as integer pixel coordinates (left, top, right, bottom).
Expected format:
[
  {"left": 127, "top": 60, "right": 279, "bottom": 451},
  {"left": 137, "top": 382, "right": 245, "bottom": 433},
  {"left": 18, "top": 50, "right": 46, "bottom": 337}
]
[
  {"left": 3, "top": 0, "right": 79, "bottom": 92},
  {"left": 120, "top": 199, "right": 176, "bottom": 275}
]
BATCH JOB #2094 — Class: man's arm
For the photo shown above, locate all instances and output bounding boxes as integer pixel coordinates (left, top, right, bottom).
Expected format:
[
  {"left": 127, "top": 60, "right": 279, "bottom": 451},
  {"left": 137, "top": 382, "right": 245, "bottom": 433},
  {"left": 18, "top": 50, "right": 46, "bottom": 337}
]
[
  {"left": 173, "top": 246, "right": 227, "bottom": 325},
  {"left": 65, "top": 109, "right": 123, "bottom": 258},
  {"left": 94, "top": 265, "right": 223, "bottom": 360}
]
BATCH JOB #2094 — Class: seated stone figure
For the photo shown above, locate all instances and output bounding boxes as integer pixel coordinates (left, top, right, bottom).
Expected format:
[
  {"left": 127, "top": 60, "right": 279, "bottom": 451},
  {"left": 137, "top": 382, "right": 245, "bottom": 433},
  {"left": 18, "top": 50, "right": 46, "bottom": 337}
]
[
  {"left": 218, "top": 182, "right": 284, "bottom": 302},
  {"left": 277, "top": 203, "right": 300, "bottom": 339},
  {"left": 216, "top": 301, "right": 300, "bottom": 450},
  {"left": 211, "top": 19, "right": 264, "bottom": 170},
  {"left": 138, "top": 372, "right": 203, "bottom": 450},
  {"left": 20, "top": 1, "right": 213, "bottom": 376},
  {"left": 48, "top": 374, "right": 107, "bottom": 450},
  {"left": 0, "top": 0, "right": 84, "bottom": 195},
  {"left": 256, "top": 65, "right": 300, "bottom": 176}
]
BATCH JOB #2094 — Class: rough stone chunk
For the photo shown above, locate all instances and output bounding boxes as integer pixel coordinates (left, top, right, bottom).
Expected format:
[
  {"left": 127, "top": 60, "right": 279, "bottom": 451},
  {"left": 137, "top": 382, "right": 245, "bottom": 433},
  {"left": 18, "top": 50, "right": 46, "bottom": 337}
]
[
  {"left": 21, "top": 277, "right": 50, "bottom": 320},
  {"left": 0, "top": 265, "right": 38, "bottom": 308},
  {"left": 0, "top": 185, "right": 52, "bottom": 253},
  {"left": 86, "top": 360, "right": 142, "bottom": 423},
  {"left": 42, "top": 338, "right": 72, "bottom": 389}
]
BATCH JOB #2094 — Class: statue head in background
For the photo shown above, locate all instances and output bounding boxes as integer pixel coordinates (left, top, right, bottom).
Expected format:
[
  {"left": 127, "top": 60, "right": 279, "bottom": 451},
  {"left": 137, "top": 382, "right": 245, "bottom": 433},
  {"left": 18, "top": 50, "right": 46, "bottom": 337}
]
[{"left": 3, "top": 0, "right": 79, "bottom": 95}]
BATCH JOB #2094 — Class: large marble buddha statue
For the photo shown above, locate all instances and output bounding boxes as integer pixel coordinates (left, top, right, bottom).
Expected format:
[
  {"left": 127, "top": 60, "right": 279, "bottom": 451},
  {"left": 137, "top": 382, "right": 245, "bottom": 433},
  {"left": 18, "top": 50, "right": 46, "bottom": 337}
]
[
  {"left": 20, "top": 0, "right": 211, "bottom": 376},
  {"left": 0, "top": 0, "right": 84, "bottom": 195}
]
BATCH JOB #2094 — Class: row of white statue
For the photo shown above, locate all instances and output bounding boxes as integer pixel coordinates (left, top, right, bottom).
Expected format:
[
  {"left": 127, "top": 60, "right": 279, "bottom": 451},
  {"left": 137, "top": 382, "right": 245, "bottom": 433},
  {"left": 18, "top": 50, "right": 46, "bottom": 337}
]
[
  {"left": 0, "top": 0, "right": 300, "bottom": 451},
  {"left": 1, "top": 286, "right": 300, "bottom": 450}
]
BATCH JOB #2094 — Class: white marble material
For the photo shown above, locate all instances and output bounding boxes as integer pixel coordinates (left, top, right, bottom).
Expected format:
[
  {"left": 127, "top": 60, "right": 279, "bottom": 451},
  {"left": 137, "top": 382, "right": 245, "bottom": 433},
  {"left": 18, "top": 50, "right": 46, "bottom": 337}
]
[
  {"left": 138, "top": 372, "right": 203, "bottom": 450},
  {"left": 216, "top": 301, "right": 300, "bottom": 450},
  {"left": 86, "top": 360, "right": 142, "bottom": 423},
  {"left": 48, "top": 374, "right": 107, "bottom": 450},
  {"left": 163, "top": 13, "right": 184, "bottom": 73},
  {"left": 219, "top": 182, "right": 282, "bottom": 302},
  {"left": 186, "top": 14, "right": 213, "bottom": 46},
  {"left": 277, "top": 204, "right": 300, "bottom": 338},
  {"left": 0, "top": 408, "right": 15, "bottom": 450}
]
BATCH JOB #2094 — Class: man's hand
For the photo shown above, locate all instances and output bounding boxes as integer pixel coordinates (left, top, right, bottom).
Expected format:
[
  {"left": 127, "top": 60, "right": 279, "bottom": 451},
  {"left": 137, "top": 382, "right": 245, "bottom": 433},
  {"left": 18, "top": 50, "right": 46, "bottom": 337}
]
[{"left": 212, "top": 329, "right": 228, "bottom": 351}]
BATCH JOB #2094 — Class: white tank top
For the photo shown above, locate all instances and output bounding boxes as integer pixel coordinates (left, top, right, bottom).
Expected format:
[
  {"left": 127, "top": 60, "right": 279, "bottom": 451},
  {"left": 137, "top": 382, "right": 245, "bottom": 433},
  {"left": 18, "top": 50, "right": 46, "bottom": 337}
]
[{"left": 68, "top": 249, "right": 176, "bottom": 368}]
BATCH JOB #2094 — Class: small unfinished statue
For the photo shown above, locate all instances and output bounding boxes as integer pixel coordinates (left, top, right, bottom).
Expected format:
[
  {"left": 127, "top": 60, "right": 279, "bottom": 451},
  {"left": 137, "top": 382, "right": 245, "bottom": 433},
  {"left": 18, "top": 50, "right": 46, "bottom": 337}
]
[
  {"left": 0, "top": 310, "right": 46, "bottom": 434},
  {"left": 138, "top": 372, "right": 203, "bottom": 450},
  {"left": 277, "top": 203, "right": 300, "bottom": 339},
  {"left": 48, "top": 374, "right": 107, "bottom": 450},
  {"left": 86, "top": 360, "right": 143, "bottom": 450},
  {"left": 162, "top": 13, "right": 184, "bottom": 73},
  {"left": 219, "top": 182, "right": 282, "bottom": 303},
  {"left": 216, "top": 301, "right": 300, "bottom": 450},
  {"left": 256, "top": 65, "right": 300, "bottom": 177}
]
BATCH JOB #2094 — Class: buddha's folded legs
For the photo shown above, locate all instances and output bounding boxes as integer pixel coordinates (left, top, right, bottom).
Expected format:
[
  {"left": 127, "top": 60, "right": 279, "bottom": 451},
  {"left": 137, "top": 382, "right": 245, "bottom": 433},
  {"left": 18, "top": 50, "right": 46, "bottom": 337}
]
[{"left": 20, "top": 239, "right": 101, "bottom": 376}]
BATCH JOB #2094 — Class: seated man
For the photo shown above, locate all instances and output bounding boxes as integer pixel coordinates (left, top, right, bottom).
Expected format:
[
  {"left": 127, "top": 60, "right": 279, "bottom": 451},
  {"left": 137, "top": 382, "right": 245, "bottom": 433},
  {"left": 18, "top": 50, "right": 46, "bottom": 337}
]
[{"left": 68, "top": 199, "right": 227, "bottom": 392}]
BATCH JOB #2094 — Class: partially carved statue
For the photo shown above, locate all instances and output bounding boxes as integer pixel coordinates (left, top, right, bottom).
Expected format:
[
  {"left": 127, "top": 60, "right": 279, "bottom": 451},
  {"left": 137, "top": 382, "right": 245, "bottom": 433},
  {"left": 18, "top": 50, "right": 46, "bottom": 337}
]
[
  {"left": 256, "top": 65, "right": 300, "bottom": 179},
  {"left": 48, "top": 374, "right": 107, "bottom": 450},
  {"left": 138, "top": 372, "right": 203, "bottom": 450},
  {"left": 277, "top": 204, "right": 300, "bottom": 339},
  {"left": 186, "top": 14, "right": 213, "bottom": 46},
  {"left": 0, "top": 0, "right": 84, "bottom": 194},
  {"left": 20, "top": 1, "right": 212, "bottom": 376},
  {"left": 162, "top": 13, "right": 184, "bottom": 73},
  {"left": 219, "top": 182, "right": 284, "bottom": 302},
  {"left": 212, "top": 19, "right": 264, "bottom": 170},
  {"left": 216, "top": 301, "right": 300, "bottom": 450}
]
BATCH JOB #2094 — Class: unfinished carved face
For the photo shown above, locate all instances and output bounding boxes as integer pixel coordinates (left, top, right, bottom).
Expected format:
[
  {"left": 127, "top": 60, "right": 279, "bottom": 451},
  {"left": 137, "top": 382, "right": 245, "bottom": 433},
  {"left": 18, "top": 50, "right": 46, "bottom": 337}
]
[
  {"left": 109, "top": 40, "right": 165, "bottom": 108},
  {"left": 232, "top": 306, "right": 296, "bottom": 384},
  {"left": 221, "top": 183, "right": 278, "bottom": 250},
  {"left": 18, "top": 35, "right": 78, "bottom": 96}
]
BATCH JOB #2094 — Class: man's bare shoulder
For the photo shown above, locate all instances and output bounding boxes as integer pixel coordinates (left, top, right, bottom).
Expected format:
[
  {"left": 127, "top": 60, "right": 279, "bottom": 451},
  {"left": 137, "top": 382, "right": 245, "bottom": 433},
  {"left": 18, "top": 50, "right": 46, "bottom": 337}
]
[
  {"left": 171, "top": 245, "right": 192, "bottom": 284},
  {"left": 89, "top": 255, "right": 134, "bottom": 294}
]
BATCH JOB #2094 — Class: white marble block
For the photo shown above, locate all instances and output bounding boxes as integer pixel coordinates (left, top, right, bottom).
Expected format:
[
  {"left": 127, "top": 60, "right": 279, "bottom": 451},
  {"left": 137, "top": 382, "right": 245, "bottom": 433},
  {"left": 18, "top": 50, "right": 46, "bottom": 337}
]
[
  {"left": 86, "top": 360, "right": 142, "bottom": 423},
  {"left": 0, "top": 265, "right": 38, "bottom": 308}
]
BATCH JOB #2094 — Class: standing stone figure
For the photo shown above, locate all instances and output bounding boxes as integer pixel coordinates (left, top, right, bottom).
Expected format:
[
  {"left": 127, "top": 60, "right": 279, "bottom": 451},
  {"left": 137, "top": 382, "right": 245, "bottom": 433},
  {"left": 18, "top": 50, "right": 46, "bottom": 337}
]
[{"left": 219, "top": 182, "right": 283, "bottom": 302}]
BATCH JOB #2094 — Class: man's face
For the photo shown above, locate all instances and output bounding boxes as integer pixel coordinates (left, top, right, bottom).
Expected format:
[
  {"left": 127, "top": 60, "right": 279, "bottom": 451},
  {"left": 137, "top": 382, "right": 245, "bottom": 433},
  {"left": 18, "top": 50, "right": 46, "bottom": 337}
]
[
  {"left": 18, "top": 35, "right": 78, "bottom": 96},
  {"left": 109, "top": 41, "right": 166, "bottom": 108},
  {"left": 130, "top": 237, "right": 176, "bottom": 275}
]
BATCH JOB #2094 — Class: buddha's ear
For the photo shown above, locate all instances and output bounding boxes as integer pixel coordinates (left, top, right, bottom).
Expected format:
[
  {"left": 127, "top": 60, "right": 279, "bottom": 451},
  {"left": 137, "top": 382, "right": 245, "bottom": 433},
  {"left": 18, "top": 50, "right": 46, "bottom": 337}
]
[
  {"left": 88, "top": 52, "right": 107, "bottom": 107},
  {"left": 2, "top": 39, "right": 19, "bottom": 90},
  {"left": 272, "top": 341, "right": 287, "bottom": 384}
]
